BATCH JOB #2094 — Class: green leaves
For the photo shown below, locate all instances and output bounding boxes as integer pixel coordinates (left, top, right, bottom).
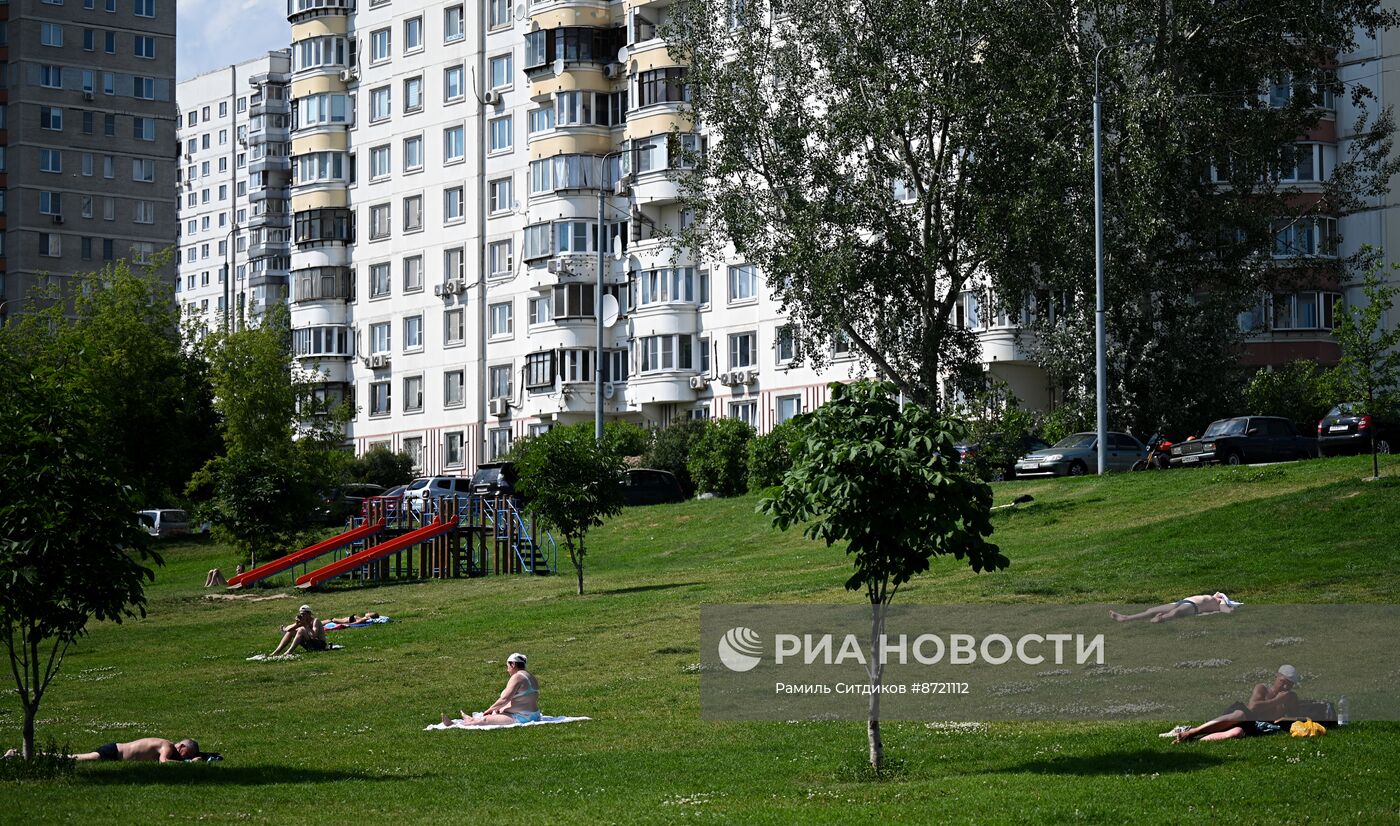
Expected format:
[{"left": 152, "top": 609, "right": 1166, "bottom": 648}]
[{"left": 761, "top": 381, "right": 1006, "bottom": 605}]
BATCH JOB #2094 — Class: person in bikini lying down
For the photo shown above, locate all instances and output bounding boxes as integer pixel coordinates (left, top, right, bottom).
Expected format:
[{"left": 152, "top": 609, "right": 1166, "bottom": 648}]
[
  {"left": 1110, "top": 592, "right": 1241, "bottom": 623},
  {"left": 444, "top": 652, "right": 542, "bottom": 726},
  {"left": 327, "top": 611, "right": 381, "bottom": 625}
]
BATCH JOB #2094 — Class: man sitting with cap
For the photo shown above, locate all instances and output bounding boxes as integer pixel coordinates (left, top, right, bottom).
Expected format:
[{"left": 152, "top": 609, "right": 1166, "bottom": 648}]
[
  {"left": 1170, "top": 665, "right": 1302, "bottom": 742},
  {"left": 268, "top": 604, "right": 327, "bottom": 658}
]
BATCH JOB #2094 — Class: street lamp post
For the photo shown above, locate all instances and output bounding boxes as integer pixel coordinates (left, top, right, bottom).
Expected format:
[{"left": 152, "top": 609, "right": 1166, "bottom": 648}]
[
  {"left": 596, "top": 149, "right": 625, "bottom": 442},
  {"left": 221, "top": 224, "right": 241, "bottom": 333}
]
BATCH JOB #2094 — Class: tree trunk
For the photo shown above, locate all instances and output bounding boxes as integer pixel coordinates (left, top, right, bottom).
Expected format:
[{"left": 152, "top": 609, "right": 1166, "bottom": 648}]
[
  {"left": 867, "top": 601, "right": 885, "bottom": 771},
  {"left": 23, "top": 702, "right": 36, "bottom": 760},
  {"left": 572, "top": 537, "right": 585, "bottom": 595},
  {"left": 575, "top": 561, "right": 584, "bottom": 595}
]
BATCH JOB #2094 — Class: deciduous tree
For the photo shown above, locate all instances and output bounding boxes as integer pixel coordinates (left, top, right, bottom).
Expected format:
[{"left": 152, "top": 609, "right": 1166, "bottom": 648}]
[{"left": 1333, "top": 257, "right": 1400, "bottom": 478}]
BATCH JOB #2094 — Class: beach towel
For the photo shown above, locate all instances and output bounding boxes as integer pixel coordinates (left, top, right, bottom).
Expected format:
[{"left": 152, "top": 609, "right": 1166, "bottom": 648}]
[
  {"left": 325, "top": 616, "right": 392, "bottom": 630},
  {"left": 424, "top": 715, "right": 591, "bottom": 731},
  {"left": 245, "top": 644, "right": 343, "bottom": 661}
]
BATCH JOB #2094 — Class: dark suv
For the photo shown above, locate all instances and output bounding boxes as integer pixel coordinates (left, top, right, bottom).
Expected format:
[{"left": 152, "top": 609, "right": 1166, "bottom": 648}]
[
  {"left": 1317, "top": 402, "right": 1398, "bottom": 456},
  {"left": 1169, "top": 416, "right": 1314, "bottom": 466},
  {"left": 471, "top": 462, "right": 518, "bottom": 497},
  {"left": 621, "top": 468, "right": 686, "bottom": 506}
]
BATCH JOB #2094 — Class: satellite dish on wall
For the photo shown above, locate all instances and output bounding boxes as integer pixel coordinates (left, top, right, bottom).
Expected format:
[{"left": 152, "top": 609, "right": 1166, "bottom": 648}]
[
  {"left": 601, "top": 294, "right": 620, "bottom": 327},
  {"left": 603, "top": 382, "right": 616, "bottom": 400},
  {"left": 553, "top": 58, "right": 566, "bottom": 76},
  {"left": 617, "top": 46, "right": 629, "bottom": 63}
]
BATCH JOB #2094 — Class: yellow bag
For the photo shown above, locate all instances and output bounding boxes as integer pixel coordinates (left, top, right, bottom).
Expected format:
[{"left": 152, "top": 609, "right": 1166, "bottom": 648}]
[{"left": 1290, "top": 719, "right": 1326, "bottom": 738}]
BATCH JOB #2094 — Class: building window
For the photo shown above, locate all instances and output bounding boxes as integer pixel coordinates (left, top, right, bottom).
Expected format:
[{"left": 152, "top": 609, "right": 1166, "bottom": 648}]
[
  {"left": 444, "top": 5, "right": 465, "bottom": 42},
  {"left": 552, "top": 283, "right": 595, "bottom": 319},
  {"left": 776, "top": 395, "right": 802, "bottom": 423},
  {"left": 403, "top": 255, "right": 424, "bottom": 292},
  {"left": 403, "top": 195, "right": 423, "bottom": 232},
  {"left": 489, "top": 428, "right": 512, "bottom": 460},
  {"left": 134, "top": 201, "right": 155, "bottom": 224},
  {"left": 403, "top": 315, "right": 423, "bottom": 350},
  {"left": 134, "top": 35, "right": 154, "bottom": 58},
  {"left": 444, "top": 247, "right": 465, "bottom": 281},
  {"left": 1269, "top": 291, "right": 1343, "bottom": 331},
  {"left": 525, "top": 352, "right": 555, "bottom": 389},
  {"left": 132, "top": 158, "right": 156, "bottom": 182},
  {"left": 729, "top": 332, "right": 756, "bottom": 368},
  {"left": 444, "top": 66, "right": 464, "bottom": 102},
  {"left": 490, "top": 302, "right": 514, "bottom": 338},
  {"left": 640, "top": 335, "right": 694, "bottom": 372},
  {"left": 40, "top": 149, "right": 63, "bottom": 173},
  {"left": 730, "top": 400, "right": 758, "bottom": 427},
  {"left": 728, "top": 264, "right": 758, "bottom": 303},
  {"left": 489, "top": 54, "right": 513, "bottom": 90},
  {"left": 444, "top": 308, "right": 465, "bottom": 346},
  {"left": 477, "top": 365, "right": 508, "bottom": 402},
  {"left": 403, "top": 376, "right": 424, "bottom": 412},
  {"left": 40, "top": 233, "right": 63, "bottom": 257},
  {"left": 135, "top": 0, "right": 155, "bottom": 17},
  {"left": 528, "top": 106, "right": 555, "bottom": 135},
  {"left": 369, "top": 381, "right": 391, "bottom": 417},
  {"left": 132, "top": 76, "right": 155, "bottom": 99},
  {"left": 404, "top": 16, "right": 423, "bottom": 52},
  {"left": 443, "top": 126, "right": 465, "bottom": 163},
  {"left": 444, "top": 371, "right": 465, "bottom": 408},
  {"left": 529, "top": 296, "right": 551, "bottom": 326},
  {"left": 370, "top": 322, "right": 391, "bottom": 354},
  {"left": 445, "top": 431, "right": 465, "bottom": 466},
  {"left": 41, "top": 23, "right": 64, "bottom": 47},
  {"left": 41, "top": 107, "right": 63, "bottom": 131},
  {"left": 638, "top": 267, "right": 697, "bottom": 306},
  {"left": 443, "top": 187, "right": 464, "bottom": 223},
  {"left": 40, "top": 65, "right": 63, "bottom": 89},
  {"left": 1273, "top": 217, "right": 1338, "bottom": 258},
  {"left": 369, "top": 144, "right": 391, "bottom": 179},
  {"left": 489, "top": 0, "right": 511, "bottom": 28},
  {"left": 488, "top": 116, "right": 512, "bottom": 153},
  {"left": 833, "top": 331, "right": 855, "bottom": 358},
  {"left": 636, "top": 68, "right": 690, "bottom": 108},
  {"left": 403, "top": 135, "right": 424, "bottom": 172},
  {"left": 370, "top": 86, "right": 391, "bottom": 122},
  {"left": 488, "top": 177, "right": 513, "bottom": 215},
  {"left": 399, "top": 74, "right": 423, "bottom": 113},
  {"left": 776, "top": 325, "right": 800, "bottom": 364},
  {"left": 133, "top": 116, "right": 155, "bottom": 141},
  {"left": 39, "top": 192, "right": 63, "bottom": 215},
  {"left": 489, "top": 240, "right": 514, "bottom": 279},
  {"left": 369, "top": 204, "right": 391, "bottom": 240},
  {"left": 370, "top": 28, "right": 391, "bottom": 63},
  {"left": 369, "top": 263, "right": 391, "bottom": 298}
]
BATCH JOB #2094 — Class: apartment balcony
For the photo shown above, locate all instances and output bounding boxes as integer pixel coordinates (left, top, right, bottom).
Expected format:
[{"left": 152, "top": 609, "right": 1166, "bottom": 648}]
[
  {"left": 249, "top": 156, "right": 292, "bottom": 177},
  {"left": 246, "top": 269, "right": 290, "bottom": 289},
  {"left": 249, "top": 98, "right": 291, "bottom": 119},
  {"left": 287, "top": 0, "right": 353, "bottom": 25},
  {"left": 247, "top": 127, "right": 291, "bottom": 146},
  {"left": 627, "top": 169, "right": 682, "bottom": 207},
  {"left": 248, "top": 240, "right": 292, "bottom": 259},
  {"left": 249, "top": 185, "right": 290, "bottom": 204},
  {"left": 291, "top": 266, "right": 353, "bottom": 304},
  {"left": 626, "top": 371, "right": 697, "bottom": 405},
  {"left": 246, "top": 210, "right": 292, "bottom": 231},
  {"left": 977, "top": 325, "right": 1039, "bottom": 365}
]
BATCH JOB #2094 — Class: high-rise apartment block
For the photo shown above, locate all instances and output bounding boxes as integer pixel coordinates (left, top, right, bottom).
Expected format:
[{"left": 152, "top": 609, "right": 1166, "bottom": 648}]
[
  {"left": 175, "top": 51, "right": 293, "bottom": 331},
  {"left": 281, "top": 0, "right": 861, "bottom": 475},
  {"left": 0, "top": 0, "right": 177, "bottom": 324}
]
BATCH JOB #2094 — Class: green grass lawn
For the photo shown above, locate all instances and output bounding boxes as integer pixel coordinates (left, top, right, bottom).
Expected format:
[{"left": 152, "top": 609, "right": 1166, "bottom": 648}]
[{"left": 4, "top": 455, "right": 1400, "bottom": 824}]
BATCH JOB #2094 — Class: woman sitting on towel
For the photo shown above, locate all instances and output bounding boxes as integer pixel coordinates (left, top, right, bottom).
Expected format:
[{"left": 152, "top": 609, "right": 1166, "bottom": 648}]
[{"left": 458, "top": 652, "right": 541, "bottom": 726}]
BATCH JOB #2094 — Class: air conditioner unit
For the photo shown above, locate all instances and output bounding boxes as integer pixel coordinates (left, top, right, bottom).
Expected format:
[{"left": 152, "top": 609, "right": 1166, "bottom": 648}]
[
  {"left": 613, "top": 176, "right": 631, "bottom": 196},
  {"left": 604, "top": 63, "right": 624, "bottom": 80},
  {"left": 483, "top": 90, "right": 502, "bottom": 105},
  {"left": 489, "top": 397, "right": 510, "bottom": 417},
  {"left": 433, "top": 284, "right": 446, "bottom": 297},
  {"left": 547, "top": 258, "right": 569, "bottom": 275},
  {"left": 689, "top": 375, "right": 709, "bottom": 390},
  {"left": 743, "top": 369, "right": 759, "bottom": 384},
  {"left": 716, "top": 371, "right": 733, "bottom": 386},
  {"left": 83, "top": 90, "right": 95, "bottom": 101},
  {"left": 184, "top": 152, "right": 193, "bottom": 160},
  {"left": 369, "top": 354, "right": 390, "bottom": 368},
  {"left": 51, "top": 214, "right": 65, "bottom": 225}
]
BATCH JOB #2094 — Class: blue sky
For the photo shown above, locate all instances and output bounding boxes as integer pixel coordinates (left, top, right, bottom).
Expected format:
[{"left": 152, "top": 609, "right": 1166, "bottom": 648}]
[{"left": 177, "top": 0, "right": 291, "bottom": 81}]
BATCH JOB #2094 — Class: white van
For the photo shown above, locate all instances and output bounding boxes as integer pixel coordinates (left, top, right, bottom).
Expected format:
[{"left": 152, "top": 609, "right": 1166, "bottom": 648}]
[
  {"left": 137, "top": 509, "right": 191, "bottom": 538},
  {"left": 404, "top": 476, "right": 472, "bottom": 513}
]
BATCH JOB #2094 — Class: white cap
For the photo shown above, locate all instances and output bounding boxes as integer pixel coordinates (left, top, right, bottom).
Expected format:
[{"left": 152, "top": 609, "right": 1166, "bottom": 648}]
[
  {"left": 299, "top": 604, "right": 312, "bottom": 614},
  {"left": 1278, "top": 664, "right": 1299, "bottom": 686},
  {"left": 506, "top": 652, "right": 527, "bottom": 665}
]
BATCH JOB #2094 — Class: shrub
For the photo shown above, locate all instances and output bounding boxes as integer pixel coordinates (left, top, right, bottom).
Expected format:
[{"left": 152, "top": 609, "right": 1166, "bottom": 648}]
[
  {"left": 1244, "top": 360, "right": 1345, "bottom": 433},
  {"left": 1039, "top": 402, "right": 1092, "bottom": 446},
  {"left": 643, "top": 419, "right": 710, "bottom": 496},
  {"left": 748, "top": 415, "right": 807, "bottom": 491},
  {"left": 688, "top": 418, "right": 757, "bottom": 496},
  {"left": 347, "top": 444, "right": 415, "bottom": 488},
  {"left": 602, "top": 420, "right": 651, "bottom": 462}
]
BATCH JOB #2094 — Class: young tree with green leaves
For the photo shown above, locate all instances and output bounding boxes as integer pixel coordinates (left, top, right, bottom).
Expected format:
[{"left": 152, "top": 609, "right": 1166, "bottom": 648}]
[
  {"left": 761, "top": 381, "right": 1006, "bottom": 771},
  {"left": 0, "top": 339, "right": 160, "bottom": 760},
  {"left": 1333, "top": 259, "right": 1400, "bottom": 479},
  {"left": 688, "top": 418, "right": 756, "bottom": 496},
  {"left": 189, "top": 304, "right": 351, "bottom": 563},
  {"left": 514, "top": 423, "right": 627, "bottom": 595}
]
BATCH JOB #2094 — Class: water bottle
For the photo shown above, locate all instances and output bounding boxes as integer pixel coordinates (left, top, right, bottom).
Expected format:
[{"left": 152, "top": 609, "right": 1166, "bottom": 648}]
[{"left": 1337, "top": 694, "right": 1349, "bottom": 726}]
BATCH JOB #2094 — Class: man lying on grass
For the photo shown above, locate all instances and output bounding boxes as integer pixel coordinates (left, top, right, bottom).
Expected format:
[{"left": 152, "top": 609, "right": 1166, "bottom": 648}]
[
  {"left": 1168, "top": 665, "right": 1301, "bottom": 742},
  {"left": 6, "top": 737, "right": 207, "bottom": 762}
]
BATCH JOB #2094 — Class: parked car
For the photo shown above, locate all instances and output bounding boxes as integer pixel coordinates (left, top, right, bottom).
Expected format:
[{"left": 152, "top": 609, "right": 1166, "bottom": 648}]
[
  {"left": 621, "top": 468, "right": 686, "bottom": 506},
  {"left": 405, "top": 475, "right": 473, "bottom": 513},
  {"left": 955, "top": 434, "right": 1052, "bottom": 480},
  {"left": 136, "top": 508, "right": 191, "bottom": 539},
  {"left": 1013, "top": 432, "right": 1146, "bottom": 477},
  {"left": 1317, "top": 402, "right": 1398, "bottom": 456},
  {"left": 470, "top": 462, "right": 518, "bottom": 497},
  {"left": 317, "top": 483, "right": 386, "bottom": 525},
  {"left": 1169, "top": 416, "right": 1314, "bottom": 467}
]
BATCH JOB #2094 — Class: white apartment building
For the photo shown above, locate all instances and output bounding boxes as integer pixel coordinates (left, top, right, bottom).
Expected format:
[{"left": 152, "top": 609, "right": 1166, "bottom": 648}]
[
  {"left": 284, "top": 0, "right": 868, "bottom": 476},
  {"left": 176, "top": 51, "right": 293, "bottom": 331}
]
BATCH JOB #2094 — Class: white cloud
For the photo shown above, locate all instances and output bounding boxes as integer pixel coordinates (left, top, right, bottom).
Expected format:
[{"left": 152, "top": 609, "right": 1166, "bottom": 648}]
[{"left": 178, "top": 0, "right": 289, "bottom": 81}]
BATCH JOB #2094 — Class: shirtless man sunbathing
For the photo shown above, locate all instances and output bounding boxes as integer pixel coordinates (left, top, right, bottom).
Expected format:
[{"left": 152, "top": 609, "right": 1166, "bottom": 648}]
[
  {"left": 5, "top": 737, "right": 202, "bottom": 762},
  {"left": 1111, "top": 592, "right": 1240, "bottom": 623},
  {"left": 1169, "top": 665, "right": 1302, "bottom": 742}
]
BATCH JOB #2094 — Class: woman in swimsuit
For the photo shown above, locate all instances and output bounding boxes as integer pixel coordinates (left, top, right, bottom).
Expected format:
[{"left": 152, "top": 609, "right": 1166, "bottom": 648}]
[
  {"left": 1110, "top": 592, "right": 1239, "bottom": 623},
  {"left": 454, "top": 652, "right": 541, "bottom": 726}
]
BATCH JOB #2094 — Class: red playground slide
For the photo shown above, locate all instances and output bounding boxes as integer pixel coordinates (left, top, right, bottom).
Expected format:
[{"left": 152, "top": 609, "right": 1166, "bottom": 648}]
[
  {"left": 226, "top": 520, "right": 387, "bottom": 589},
  {"left": 295, "top": 517, "right": 458, "bottom": 589}
]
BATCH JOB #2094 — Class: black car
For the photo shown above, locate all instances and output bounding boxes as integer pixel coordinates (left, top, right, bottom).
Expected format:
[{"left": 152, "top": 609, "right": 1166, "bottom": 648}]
[
  {"left": 470, "top": 462, "right": 518, "bottom": 497},
  {"left": 318, "top": 483, "right": 386, "bottom": 524},
  {"left": 1317, "top": 402, "right": 1397, "bottom": 456},
  {"left": 621, "top": 468, "right": 686, "bottom": 506},
  {"left": 1170, "top": 416, "right": 1314, "bottom": 467}
]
